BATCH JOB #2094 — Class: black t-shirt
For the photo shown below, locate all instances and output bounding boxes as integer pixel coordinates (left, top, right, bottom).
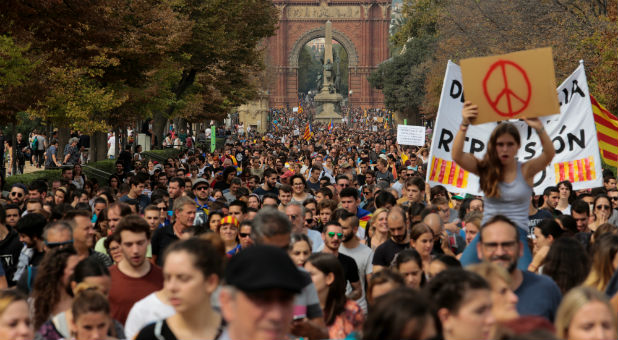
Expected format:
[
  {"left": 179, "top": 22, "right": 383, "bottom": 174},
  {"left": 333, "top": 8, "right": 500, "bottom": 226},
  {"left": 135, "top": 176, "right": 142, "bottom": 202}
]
[
  {"left": 337, "top": 253, "right": 360, "bottom": 285},
  {"left": 151, "top": 225, "right": 179, "bottom": 266},
  {"left": 0, "top": 229, "right": 24, "bottom": 285},
  {"left": 253, "top": 186, "right": 279, "bottom": 198},
  {"left": 372, "top": 238, "right": 409, "bottom": 267},
  {"left": 136, "top": 320, "right": 177, "bottom": 340},
  {"left": 528, "top": 209, "right": 554, "bottom": 236}
]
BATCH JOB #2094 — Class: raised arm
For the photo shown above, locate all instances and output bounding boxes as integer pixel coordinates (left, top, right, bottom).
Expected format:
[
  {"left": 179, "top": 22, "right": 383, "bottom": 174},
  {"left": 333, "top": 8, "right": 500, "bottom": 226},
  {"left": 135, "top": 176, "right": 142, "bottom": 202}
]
[
  {"left": 522, "top": 118, "right": 555, "bottom": 183},
  {"left": 451, "top": 101, "right": 481, "bottom": 175}
]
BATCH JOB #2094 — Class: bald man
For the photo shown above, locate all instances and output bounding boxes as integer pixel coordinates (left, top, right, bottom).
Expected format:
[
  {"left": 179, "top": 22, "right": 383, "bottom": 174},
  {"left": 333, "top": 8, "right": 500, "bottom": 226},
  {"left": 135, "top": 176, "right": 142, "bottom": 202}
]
[
  {"left": 423, "top": 213, "right": 464, "bottom": 256},
  {"left": 372, "top": 207, "right": 409, "bottom": 272}
]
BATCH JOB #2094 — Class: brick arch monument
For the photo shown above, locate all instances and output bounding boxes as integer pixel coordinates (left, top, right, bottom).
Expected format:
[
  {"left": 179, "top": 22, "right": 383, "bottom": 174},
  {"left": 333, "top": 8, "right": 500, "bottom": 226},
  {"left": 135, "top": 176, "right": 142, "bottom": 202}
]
[{"left": 267, "top": 0, "right": 391, "bottom": 109}]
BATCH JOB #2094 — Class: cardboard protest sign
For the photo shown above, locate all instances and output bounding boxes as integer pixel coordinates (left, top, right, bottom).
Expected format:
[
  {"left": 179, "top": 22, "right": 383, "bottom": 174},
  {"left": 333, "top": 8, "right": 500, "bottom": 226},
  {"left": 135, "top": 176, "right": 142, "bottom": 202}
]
[
  {"left": 397, "top": 125, "right": 425, "bottom": 146},
  {"left": 461, "top": 47, "right": 560, "bottom": 125},
  {"left": 426, "top": 61, "right": 602, "bottom": 196}
]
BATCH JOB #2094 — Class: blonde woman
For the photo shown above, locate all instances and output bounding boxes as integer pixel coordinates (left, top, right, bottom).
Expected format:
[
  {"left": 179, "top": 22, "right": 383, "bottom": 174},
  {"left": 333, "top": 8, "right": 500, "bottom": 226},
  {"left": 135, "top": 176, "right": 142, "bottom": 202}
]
[
  {"left": 364, "top": 208, "right": 389, "bottom": 250},
  {"left": 556, "top": 286, "right": 617, "bottom": 340}
]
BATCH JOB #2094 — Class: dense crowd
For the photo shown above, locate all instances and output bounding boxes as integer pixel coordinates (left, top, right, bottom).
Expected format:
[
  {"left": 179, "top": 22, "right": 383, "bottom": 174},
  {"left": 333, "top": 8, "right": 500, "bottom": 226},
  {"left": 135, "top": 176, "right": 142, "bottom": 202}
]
[{"left": 0, "top": 101, "right": 616, "bottom": 340}]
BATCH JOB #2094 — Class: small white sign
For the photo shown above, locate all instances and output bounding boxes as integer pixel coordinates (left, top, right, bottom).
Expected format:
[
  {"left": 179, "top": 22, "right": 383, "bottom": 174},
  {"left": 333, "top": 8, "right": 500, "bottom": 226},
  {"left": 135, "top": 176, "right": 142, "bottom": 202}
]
[
  {"left": 293, "top": 107, "right": 299, "bottom": 113},
  {"left": 372, "top": 126, "right": 378, "bottom": 132},
  {"left": 397, "top": 125, "right": 425, "bottom": 146},
  {"left": 293, "top": 129, "right": 300, "bottom": 136}
]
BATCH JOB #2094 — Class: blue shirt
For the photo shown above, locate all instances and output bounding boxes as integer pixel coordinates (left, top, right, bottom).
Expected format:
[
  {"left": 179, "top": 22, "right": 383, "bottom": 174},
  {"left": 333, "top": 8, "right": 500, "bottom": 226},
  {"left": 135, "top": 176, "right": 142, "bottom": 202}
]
[{"left": 515, "top": 271, "right": 562, "bottom": 322}]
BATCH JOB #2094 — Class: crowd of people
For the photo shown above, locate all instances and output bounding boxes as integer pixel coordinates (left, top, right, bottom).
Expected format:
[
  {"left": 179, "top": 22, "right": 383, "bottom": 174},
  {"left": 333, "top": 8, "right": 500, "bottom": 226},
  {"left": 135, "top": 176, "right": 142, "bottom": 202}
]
[{"left": 0, "top": 100, "right": 616, "bottom": 340}]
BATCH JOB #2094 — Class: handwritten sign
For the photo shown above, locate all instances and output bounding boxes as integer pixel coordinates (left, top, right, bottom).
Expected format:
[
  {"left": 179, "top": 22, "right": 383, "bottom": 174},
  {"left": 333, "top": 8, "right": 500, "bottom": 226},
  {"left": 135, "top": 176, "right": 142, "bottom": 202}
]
[
  {"left": 397, "top": 125, "right": 425, "bottom": 146},
  {"left": 461, "top": 47, "right": 560, "bottom": 124}
]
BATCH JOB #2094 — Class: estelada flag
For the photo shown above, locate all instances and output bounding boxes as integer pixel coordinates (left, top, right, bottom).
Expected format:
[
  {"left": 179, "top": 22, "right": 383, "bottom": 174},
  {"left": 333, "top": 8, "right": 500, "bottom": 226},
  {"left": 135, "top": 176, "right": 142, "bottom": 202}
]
[
  {"left": 303, "top": 123, "right": 312, "bottom": 141},
  {"left": 591, "top": 95, "right": 618, "bottom": 168}
]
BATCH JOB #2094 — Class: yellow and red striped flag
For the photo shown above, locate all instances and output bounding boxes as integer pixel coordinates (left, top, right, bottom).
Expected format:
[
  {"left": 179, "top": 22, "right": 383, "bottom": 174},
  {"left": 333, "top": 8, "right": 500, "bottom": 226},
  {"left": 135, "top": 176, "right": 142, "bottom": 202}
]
[
  {"left": 303, "top": 123, "right": 312, "bottom": 141},
  {"left": 591, "top": 95, "right": 618, "bottom": 167}
]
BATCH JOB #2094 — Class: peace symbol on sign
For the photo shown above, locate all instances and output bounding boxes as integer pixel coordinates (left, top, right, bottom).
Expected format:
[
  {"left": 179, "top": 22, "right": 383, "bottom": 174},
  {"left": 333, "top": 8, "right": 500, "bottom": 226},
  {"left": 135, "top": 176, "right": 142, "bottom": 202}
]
[{"left": 482, "top": 60, "right": 531, "bottom": 117}]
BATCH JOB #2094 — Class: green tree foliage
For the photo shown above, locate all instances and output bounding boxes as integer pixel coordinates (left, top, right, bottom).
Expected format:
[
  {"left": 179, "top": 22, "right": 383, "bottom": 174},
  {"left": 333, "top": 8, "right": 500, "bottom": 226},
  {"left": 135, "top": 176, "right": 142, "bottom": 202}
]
[
  {"left": 377, "top": 0, "right": 617, "bottom": 118},
  {"left": 368, "top": 36, "right": 435, "bottom": 121},
  {"left": 298, "top": 46, "right": 322, "bottom": 94}
]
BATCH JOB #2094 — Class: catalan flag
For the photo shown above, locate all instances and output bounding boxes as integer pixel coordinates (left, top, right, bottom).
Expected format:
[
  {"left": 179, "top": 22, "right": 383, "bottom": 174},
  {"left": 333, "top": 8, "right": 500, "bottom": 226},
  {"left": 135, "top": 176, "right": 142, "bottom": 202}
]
[
  {"left": 591, "top": 95, "right": 618, "bottom": 168},
  {"left": 328, "top": 119, "right": 334, "bottom": 133},
  {"left": 303, "top": 123, "right": 313, "bottom": 141},
  {"left": 429, "top": 157, "right": 470, "bottom": 188},
  {"left": 298, "top": 101, "right": 304, "bottom": 115}
]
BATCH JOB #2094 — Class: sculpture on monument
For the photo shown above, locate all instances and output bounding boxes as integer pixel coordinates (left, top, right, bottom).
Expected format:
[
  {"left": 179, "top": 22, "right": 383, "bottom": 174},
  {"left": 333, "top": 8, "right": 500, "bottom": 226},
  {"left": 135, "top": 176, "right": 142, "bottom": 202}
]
[{"left": 313, "top": 21, "right": 343, "bottom": 123}]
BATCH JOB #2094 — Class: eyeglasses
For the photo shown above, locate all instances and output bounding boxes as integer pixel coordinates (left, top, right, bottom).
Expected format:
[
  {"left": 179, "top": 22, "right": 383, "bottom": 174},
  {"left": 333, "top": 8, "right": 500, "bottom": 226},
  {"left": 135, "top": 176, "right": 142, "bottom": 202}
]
[
  {"left": 10, "top": 192, "right": 23, "bottom": 198},
  {"left": 481, "top": 241, "right": 517, "bottom": 251},
  {"left": 195, "top": 186, "right": 208, "bottom": 191},
  {"left": 239, "top": 233, "right": 251, "bottom": 238},
  {"left": 596, "top": 205, "right": 611, "bottom": 210},
  {"left": 327, "top": 232, "right": 343, "bottom": 238}
]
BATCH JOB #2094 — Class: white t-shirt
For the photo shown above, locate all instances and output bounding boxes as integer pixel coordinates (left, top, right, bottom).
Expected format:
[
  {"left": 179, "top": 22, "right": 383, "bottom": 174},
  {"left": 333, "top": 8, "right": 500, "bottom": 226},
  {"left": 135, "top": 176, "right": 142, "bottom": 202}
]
[
  {"left": 339, "top": 243, "right": 374, "bottom": 314},
  {"left": 124, "top": 292, "right": 175, "bottom": 340}
]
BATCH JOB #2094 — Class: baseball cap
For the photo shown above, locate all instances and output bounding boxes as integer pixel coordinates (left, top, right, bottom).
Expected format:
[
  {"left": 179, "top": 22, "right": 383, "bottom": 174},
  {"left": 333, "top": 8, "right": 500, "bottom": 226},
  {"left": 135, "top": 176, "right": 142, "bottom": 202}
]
[
  {"left": 225, "top": 245, "right": 305, "bottom": 293},
  {"left": 192, "top": 178, "right": 209, "bottom": 189}
]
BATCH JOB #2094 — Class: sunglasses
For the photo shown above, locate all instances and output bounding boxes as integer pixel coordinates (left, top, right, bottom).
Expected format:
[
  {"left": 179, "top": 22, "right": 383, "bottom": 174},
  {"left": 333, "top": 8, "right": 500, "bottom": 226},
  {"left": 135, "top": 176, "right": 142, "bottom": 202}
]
[
  {"left": 195, "top": 186, "right": 208, "bottom": 191},
  {"left": 239, "top": 233, "right": 250, "bottom": 238},
  {"left": 596, "top": 205, "right": 611, "bottom": 210},
  {"left": 327, "top": 232, "right": 343, "bottom": 238},
  {"left": 363, "top": 191, "right": 371, "bottom": 195},
  {"left": 610, "top": 197, "right": 618, "bottom": 201},
  {"left": 45, "top": 239, "right": 74, "bottom": 249},
  {"left": 305, "top": 219, "right": 314, "bottom": 224},
  {"left": 157, "top": 207, "right": 167, "bottom": 211},
  {"left": 10, "top": 192, "right": 23, "bottom": 198}
]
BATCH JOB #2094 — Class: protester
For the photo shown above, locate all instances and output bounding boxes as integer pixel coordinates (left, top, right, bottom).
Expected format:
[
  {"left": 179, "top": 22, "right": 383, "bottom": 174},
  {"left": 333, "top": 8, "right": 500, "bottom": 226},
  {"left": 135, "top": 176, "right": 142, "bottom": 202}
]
[
  {"left": 304, "top": 253, "right": 364, "bottom": 339},
  {"left": 135, "top": 238, "right": 224, "bottom": 340},
  {"left": 425, "top": 268, "right": 495, "bottom": 340},
  {"left": 555, "top": 286, "right": 618, "bottom": 340},
  {"left": 362, "top": 288, "right": 436, "bottom": 340},
  {"left": 454, "top": 101, "right": 555, "bottom": 269},
  {"left": 108, "top": 215, "right": 163, "bottom": 324},
  {"left": 391, "top": 249, "right": 425, "bottom": 289},
  {"left": 0, "top": 289, "right": 34, "bottom": 340}
]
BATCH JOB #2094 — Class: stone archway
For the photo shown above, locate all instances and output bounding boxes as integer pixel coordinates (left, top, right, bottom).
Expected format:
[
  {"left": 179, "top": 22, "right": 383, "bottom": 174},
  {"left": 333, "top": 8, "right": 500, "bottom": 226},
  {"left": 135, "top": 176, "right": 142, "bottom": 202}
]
[
  {"left": 287, "top": 27, "right": 359, "bottom": 68},
  {"left": 266, "top": 0, "right": 391, "bottom": 109}
]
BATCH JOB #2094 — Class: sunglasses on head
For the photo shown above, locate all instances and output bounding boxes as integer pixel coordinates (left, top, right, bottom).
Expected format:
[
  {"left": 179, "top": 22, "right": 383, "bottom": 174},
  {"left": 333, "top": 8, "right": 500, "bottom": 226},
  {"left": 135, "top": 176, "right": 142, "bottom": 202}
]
[
  {"left": 45, "top": 239, "right": 74, "bottom": 249},
  {"left": 327, "top": 232, "right": 343, "bottom": 238}
]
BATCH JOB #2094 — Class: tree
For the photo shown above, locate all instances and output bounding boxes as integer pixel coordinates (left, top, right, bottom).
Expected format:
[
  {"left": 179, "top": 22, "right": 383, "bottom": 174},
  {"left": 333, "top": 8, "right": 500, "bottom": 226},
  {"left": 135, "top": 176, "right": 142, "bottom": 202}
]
[{"left": 368, "top": 36, "right": 436, "bottom": 123}]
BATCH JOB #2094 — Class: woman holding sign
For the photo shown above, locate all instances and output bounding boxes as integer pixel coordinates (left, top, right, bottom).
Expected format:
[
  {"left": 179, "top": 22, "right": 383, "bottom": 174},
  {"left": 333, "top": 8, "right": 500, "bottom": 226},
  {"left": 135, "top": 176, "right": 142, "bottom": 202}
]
[{"left": 452, "top": 101, "right": 555, "bottom": 269}]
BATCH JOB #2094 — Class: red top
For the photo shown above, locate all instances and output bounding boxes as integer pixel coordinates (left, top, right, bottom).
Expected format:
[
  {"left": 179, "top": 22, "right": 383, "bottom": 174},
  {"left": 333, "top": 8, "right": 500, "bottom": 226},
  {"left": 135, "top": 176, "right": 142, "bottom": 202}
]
[{"left": 108, "top": 264, "right": 164, "bottom": 324}]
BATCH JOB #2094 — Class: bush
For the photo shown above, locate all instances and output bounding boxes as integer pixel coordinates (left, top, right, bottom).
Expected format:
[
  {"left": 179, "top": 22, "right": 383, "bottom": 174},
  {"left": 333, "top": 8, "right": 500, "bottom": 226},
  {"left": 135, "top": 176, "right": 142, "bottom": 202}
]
[{"left": 5, "top": 169, "right": 61, "bottom": 188}]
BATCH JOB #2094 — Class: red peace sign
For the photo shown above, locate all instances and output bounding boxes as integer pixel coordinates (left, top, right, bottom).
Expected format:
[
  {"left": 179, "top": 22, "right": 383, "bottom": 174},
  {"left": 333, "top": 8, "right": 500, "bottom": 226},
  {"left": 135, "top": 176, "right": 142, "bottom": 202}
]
[{"left": 482, "top": 60, "right": 531, "bottom": 117}]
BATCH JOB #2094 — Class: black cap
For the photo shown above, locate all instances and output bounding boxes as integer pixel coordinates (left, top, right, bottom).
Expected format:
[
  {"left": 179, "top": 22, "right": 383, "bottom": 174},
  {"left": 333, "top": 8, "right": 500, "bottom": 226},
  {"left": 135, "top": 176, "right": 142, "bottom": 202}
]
[{"left": 225, "top": 245, "right": 305, "bottom": 293}]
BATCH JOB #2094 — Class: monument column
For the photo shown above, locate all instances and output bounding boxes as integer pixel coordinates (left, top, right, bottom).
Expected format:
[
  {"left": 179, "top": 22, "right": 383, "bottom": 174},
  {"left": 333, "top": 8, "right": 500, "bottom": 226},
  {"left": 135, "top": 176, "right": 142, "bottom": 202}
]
[{"left": 313, "top": 21, "right": 343, "bottom": 123}]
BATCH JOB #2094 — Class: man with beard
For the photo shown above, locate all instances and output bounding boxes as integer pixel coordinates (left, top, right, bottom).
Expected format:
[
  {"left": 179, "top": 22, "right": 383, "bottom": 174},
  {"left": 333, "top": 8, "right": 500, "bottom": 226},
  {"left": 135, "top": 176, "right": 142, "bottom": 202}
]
[
  {"left": 8, "top": 184, "right": 28, "bottom": 212},
  {"left": 372, "top": 207, "right": 409, "bottom": 272},
  {"left": 320, "top": 222, "right": 362, "bottom": 300},
  {"left": 477, "top": 215, "right": 561, "bottom": 322},
  {"left": 253, "top": 168, "right": 279, "bottom": 198},
  {"left": 338, "top": 210, "right": 373, "bottom": 313}
]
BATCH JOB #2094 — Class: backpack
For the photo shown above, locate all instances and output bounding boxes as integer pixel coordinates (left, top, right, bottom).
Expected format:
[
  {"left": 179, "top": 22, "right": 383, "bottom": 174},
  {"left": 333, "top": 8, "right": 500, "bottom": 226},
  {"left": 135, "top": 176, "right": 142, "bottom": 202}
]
[{"left": 31, "top": 136, "right": 38, "bottom": 150}]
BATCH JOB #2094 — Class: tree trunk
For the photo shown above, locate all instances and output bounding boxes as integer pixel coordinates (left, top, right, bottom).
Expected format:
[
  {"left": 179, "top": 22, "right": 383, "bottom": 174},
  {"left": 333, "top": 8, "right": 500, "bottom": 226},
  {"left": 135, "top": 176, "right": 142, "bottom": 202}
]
[
  {"left": 89, "top": 131, "right": 108, "bottom": 162},
  {"left": 57, "top": 126, "right": 71, "bottom": 162},
  {"left": 152, "top": 111, "right": 167, "bottom": 149}
]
